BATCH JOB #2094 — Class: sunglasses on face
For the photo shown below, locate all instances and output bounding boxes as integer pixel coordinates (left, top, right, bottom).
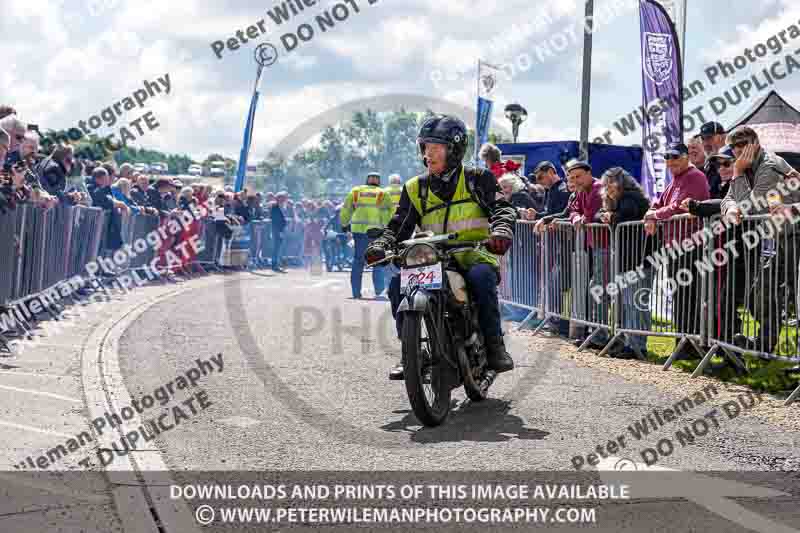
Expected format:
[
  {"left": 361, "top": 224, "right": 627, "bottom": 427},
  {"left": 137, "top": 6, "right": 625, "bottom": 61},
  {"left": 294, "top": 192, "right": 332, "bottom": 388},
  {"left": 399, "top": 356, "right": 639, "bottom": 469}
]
[
  {"left": 664, "top": 153, "right": 684, "bottom": 160},
  {"left": 732, "top": 141, "right": 749, "bottom": 149},
  {"left": 719, "top": 160, "right": 733, "bottom": 168}
]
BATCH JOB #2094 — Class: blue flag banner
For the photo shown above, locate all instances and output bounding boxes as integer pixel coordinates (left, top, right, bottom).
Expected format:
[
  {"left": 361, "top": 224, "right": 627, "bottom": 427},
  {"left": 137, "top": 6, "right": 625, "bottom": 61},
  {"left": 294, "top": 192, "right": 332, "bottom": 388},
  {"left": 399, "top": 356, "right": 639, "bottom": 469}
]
[
  {"left": 476, "top": 96, "right": 494, "bottom": 163},
  {"left": 234, "top": 90, "right": 260, "bottom": 193},
  {"left": 640, "top": 0, "right": 683, "bottom": 198},
  {"left": 474, "top": 60, "right": 502, "bottom": 166}
]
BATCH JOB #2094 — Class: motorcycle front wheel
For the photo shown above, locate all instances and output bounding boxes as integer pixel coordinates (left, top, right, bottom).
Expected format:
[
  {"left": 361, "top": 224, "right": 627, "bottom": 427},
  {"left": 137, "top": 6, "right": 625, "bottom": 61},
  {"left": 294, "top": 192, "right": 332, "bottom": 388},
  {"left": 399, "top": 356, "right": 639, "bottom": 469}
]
[{"left": 402, "top": 312, "right": 451, "bottom": 427}]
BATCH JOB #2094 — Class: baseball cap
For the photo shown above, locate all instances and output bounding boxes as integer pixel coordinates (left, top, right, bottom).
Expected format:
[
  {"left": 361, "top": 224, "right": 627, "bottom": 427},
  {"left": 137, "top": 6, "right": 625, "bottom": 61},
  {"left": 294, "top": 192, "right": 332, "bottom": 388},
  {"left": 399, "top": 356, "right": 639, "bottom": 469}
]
[
  {"left": 664, "top": 142, "right": 689, "bottom": 158},
  {"left": 532, "top": 160, "right": 556, "bottom": 175},
  {"left": 709, "top": 145, "right": 735, "bottom": 160},
  {"left": 564, "top": 159, "right": 592, "bottom": 173},
  {"left": 700, "top": 122, "right": 725, "bottom": 138}
]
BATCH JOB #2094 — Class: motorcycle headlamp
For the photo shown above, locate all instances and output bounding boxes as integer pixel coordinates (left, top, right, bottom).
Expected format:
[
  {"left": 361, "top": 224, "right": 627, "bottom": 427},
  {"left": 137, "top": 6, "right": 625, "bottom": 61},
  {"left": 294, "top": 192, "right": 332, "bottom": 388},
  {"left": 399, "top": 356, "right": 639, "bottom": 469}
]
[{"left": 404, "top": 244, "right": 438, "bottom": 267}]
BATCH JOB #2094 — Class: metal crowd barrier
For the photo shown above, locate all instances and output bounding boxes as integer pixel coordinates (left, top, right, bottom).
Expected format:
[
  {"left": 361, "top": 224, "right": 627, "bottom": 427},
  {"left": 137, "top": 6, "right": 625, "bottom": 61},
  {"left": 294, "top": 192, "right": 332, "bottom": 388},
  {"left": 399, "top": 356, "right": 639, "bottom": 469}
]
[
  {"left": 0, "top": 206, "right": 26, "bottom": 305},
  {"left": 573, "top": 222, "right": 613, "bottom": 350},
  {"left": 69, "top": 206, "right": 105, "bottom": 282},
  {"left": 511, "top": 221, "right": 543, "bottom": 312},
  {"left": 702, "top": 212, "right": 800, "bottom": 405},
  {"left": 195, "top": 218, "right": 222, "bottom": 270},
  {"left": 602, "top": 215, "right": 708, "bottom": 363},
  {"left": 284, "top": 223, "right": 305, "bottom": 266},
  {"left": 124, "top": 212, "right": 160, "bottom": 271},
  {"left": 0, "top": 204, "right": 105, "bottom": 349},
  {"left": 499, "top": 209, "right": 800, "bottom": 405},
  {"left": 0, "top": 206, "right": 320, "bottom": 354},
  {"left": 249, "top": 221, "right": 265, "bottom": 267},
  {"left": 541, "top": 220, "right": 576, "bottom": 328}
]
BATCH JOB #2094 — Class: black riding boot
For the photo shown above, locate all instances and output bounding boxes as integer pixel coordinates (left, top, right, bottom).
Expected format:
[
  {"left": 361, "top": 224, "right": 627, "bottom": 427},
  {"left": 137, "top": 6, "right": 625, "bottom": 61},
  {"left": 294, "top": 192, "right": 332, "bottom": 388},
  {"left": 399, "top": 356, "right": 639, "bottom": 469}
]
[
  {"left": 389, "top": 359, "right": 404, "bottom": 380},
  {"left": 486, "top": 336, "right": 514, "bottom": 373}
]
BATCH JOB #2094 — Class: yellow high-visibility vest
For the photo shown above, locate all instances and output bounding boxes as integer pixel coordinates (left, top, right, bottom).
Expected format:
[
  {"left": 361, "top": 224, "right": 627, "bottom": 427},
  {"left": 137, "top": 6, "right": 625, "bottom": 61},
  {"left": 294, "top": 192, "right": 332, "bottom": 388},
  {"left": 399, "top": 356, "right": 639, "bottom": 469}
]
[
  {"left": 385, "top": 185, "right": 402, "bottom": 207},
  {"left": 339, "top": 185, "right": 392, "bottom": 233},
  {"left": 405, "top": 167, "right": 498, "bottom": 269}
]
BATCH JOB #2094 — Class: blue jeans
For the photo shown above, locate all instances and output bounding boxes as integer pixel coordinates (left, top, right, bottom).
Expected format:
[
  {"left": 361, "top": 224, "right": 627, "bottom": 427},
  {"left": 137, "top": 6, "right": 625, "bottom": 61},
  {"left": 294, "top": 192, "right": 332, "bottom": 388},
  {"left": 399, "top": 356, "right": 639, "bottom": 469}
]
[
  {"left": 351, "top": 233, "right": 385, "bottom": 298},
  {"left": 620, "top": 267, "right": 654, "bottom": 353},
  {"left": 271, "top": 231, "right": 283, "bottom": 270},
  {"left": 388, "top": 263, "right": 501, "bottom": 340}
]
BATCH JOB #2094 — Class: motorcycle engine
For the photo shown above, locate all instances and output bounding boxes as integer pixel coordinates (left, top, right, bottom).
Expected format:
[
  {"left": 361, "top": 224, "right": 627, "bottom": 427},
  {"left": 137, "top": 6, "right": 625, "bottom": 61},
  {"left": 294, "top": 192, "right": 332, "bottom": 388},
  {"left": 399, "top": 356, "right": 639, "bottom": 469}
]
[{"left": 446, "top": 271, "right": 469, "bottom": 304}]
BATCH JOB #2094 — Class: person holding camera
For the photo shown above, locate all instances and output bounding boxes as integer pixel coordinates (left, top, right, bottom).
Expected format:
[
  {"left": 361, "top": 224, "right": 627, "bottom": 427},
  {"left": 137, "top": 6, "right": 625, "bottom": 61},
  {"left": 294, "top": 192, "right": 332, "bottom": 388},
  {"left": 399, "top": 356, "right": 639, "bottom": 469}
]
[{"left": 35, "top": 143, "right": 82, "bottom": 205}]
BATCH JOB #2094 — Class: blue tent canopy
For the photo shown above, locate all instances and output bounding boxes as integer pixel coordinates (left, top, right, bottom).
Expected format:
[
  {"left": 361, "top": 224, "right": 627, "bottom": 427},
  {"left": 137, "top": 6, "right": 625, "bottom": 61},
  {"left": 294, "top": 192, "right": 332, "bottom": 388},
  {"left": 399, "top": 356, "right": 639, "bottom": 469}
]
[{"left": 495, "top": 141, "right": 643, "bottom": 182}]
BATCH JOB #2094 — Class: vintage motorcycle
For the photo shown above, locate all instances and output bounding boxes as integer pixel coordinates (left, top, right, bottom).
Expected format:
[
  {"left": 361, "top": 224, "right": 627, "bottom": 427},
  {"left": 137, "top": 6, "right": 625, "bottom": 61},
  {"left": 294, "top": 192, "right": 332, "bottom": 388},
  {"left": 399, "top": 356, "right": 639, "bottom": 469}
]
[{"left": 371, "top": 232, "right": 498, "bottom": 426}]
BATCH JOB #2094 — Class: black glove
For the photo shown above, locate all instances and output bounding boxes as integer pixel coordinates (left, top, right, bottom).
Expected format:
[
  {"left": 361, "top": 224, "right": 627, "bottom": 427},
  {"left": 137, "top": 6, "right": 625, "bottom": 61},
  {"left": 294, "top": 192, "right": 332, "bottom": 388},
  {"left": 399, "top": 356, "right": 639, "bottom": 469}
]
[{"left": 365, "top": 243, "right": 386, "bottom": 265}]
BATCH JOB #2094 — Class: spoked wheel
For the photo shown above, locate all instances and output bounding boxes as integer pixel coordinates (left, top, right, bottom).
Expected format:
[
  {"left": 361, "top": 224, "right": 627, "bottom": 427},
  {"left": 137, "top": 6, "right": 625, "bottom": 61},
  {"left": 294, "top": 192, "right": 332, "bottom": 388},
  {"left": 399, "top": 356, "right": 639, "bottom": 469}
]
[
  {"left": 459, "top": 346, "right": 488, "bottom": 402},
  {"left": 402, "top": 312, "right": 451, "bottom": 427}
]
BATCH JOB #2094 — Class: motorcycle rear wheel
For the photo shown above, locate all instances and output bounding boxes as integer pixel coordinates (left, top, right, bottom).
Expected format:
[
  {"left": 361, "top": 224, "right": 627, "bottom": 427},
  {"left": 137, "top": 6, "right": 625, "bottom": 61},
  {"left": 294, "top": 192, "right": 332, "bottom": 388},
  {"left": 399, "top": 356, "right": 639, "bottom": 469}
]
[
  {"left": 402, "top": 312, "right": 451, "bottom": 427},
  {"left": 459, "top": 346, "right": 488, "bottom": 402}
]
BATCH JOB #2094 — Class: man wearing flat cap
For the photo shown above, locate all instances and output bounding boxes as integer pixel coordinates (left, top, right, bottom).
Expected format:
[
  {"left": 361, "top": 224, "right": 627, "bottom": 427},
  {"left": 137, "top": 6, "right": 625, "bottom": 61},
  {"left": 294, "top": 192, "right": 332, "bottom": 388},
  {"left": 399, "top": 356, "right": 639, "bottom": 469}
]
[{"left": 561, "top": 159, "right": 611, "bottom": 350}]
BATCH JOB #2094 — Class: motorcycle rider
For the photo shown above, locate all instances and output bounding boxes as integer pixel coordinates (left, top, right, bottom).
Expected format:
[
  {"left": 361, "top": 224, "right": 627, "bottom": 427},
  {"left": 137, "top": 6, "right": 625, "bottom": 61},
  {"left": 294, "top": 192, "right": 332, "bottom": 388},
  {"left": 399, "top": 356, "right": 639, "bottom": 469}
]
[{"left": 365, "top": 115, "right": 517, "bottom": 380}]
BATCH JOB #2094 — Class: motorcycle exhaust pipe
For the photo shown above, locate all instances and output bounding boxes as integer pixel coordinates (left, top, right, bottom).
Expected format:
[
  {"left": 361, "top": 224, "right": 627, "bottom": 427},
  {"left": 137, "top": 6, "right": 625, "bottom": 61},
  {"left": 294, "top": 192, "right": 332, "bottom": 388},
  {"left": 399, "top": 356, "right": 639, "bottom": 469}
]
[{"left": 479, "top": 370, "right": 497, "bottom": 393}]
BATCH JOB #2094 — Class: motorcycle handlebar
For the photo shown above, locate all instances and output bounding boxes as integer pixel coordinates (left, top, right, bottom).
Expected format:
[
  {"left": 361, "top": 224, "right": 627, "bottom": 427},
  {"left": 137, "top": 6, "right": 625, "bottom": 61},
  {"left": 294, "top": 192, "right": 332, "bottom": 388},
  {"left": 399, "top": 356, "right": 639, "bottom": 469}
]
[{"left": 366, "top": 238, "right": 486, "bottom": 268}]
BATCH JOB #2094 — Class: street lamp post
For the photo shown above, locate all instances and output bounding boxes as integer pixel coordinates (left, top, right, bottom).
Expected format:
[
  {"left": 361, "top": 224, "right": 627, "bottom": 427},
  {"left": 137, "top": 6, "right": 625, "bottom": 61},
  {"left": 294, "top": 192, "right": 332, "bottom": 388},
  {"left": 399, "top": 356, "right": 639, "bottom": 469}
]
[
  {"left": 503, "top": 103, "right": 528, "bottom": 144},
  {"left": 234, "top": 42, "right": 278, "bottom": 193}
]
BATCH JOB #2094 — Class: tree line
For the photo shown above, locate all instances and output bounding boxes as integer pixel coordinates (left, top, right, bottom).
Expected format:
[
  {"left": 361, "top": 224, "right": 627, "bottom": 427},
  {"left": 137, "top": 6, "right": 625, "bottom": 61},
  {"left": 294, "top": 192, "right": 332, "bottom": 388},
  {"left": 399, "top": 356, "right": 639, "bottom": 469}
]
[{"left": 43, "top": 109, "right": 509, "bottom": 197}]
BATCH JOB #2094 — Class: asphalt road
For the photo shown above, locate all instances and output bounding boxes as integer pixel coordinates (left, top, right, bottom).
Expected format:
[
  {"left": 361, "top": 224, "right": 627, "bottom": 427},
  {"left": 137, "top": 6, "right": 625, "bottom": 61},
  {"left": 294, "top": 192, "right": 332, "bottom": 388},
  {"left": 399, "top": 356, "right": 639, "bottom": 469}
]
[
  {"left": 104, "top": 268, "right": 800, "bottom": 532},
  {"left": 3, "top": 268, "right": 798, "bottom": 532}
]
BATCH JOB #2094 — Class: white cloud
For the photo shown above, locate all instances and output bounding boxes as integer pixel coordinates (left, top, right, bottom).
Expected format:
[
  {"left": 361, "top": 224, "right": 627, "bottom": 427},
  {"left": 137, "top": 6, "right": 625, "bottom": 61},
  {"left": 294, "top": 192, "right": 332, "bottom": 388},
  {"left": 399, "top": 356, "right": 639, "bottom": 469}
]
[{"left": 699, "top": 3, "right": 800, "bottom": 64}]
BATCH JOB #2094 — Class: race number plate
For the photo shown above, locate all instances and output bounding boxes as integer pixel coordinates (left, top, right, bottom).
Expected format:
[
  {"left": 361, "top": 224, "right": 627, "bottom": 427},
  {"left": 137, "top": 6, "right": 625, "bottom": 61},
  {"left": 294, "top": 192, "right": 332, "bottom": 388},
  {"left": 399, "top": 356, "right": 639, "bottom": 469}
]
[{"left": 401, "top": 263, "right": 443, "bottom": 290}]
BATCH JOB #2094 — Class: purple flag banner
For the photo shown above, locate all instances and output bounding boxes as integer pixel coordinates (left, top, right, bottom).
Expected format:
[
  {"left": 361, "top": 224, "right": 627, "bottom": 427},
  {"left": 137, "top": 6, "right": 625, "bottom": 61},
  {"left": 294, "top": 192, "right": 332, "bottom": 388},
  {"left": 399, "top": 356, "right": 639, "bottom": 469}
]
[{"left": 640, "top": 0, "right": 683, "bottom": 198}]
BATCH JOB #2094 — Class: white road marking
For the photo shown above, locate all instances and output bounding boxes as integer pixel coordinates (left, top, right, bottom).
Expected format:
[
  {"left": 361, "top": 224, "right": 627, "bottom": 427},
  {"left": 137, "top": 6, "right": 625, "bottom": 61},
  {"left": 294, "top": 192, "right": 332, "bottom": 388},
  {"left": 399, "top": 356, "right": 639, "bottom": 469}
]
[
  {"left": 307, "top": 279, "right": 344, "bottom": 290},
  {"left": 0, "top": 370, "right": 71, "bottom": 379},
  {"left": 0, "top": 472, "right": 109, "bottom": 504},
  {"left": 596, "top": 456, "right": 677, "bottom": 472},
  {"left": 218, "top": 415, "right": 262, "bottom": 428},
  {"left": 598, "top": 456, "right": 798, "bottom": 533},
  {"left": 82, "top": 283, "right": 205, "bottom": 533},
  {"left": 0, "top": 384, "right": 80, "bottom": 403},
  {"left": 0, "top": 419, "right": 75, "bottom": 438}
]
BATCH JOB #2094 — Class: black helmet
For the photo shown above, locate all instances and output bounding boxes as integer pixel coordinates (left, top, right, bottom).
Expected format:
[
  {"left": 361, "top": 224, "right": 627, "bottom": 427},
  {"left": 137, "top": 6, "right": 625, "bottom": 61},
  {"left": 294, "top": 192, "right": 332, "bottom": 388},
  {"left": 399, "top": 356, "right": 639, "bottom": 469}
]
[{"left": 417, "top": 115, "right": 468, "bottom": 170}]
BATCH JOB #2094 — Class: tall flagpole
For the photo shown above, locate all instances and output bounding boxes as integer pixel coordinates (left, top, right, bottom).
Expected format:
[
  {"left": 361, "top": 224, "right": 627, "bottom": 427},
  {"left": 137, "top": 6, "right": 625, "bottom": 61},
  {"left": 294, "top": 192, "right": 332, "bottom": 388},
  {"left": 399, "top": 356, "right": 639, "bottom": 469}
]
[
  {"left": 678, "top": 0, "right": 687, "bottom": 66},
  {"left": 474, "top": 58, "right": 481, "bottom": 166},
  {"left": 234, "top": 43, "right": 277, "bottom": 193},
  {"left": 579, "top": 0, "right": 594, "bottom": 160}
]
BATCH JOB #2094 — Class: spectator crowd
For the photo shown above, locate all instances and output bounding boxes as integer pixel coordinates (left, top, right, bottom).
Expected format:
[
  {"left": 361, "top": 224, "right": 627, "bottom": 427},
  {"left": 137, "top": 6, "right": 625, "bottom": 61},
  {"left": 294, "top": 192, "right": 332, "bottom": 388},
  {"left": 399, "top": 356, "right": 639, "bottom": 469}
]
[
  {"left": 0, "top": 103, "right": 357, "bottom": 276},
  {"left": 3, "top": 100, "right": 800, "bottom": 367},
  {"left": 479, "top": 122, "right": 800, "bottom": 367}
]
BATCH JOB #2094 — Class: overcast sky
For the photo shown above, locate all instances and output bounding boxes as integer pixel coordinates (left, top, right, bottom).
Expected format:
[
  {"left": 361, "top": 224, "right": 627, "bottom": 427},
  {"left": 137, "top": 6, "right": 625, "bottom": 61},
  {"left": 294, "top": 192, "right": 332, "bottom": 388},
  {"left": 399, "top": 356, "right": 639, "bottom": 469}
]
[{"left": 3, "top": 0, "right": 799, "bottom": 162}]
